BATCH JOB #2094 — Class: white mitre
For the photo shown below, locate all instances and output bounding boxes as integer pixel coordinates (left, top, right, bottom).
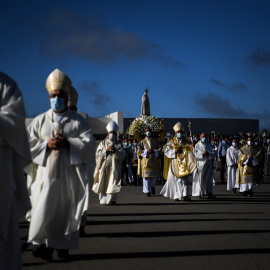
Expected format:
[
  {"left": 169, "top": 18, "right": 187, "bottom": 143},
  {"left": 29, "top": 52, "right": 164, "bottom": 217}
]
[
  {"left": 173, "top": 122, "right": 185, "bottom": 132},
  {"left": 68, "top": 86, "right": 78, "bottom": 106},
  {"left": 106, "top": 120, "right": 119, "bottom": 133},
  {"left": 46, "top": 68, "right": 72, "bottom": 94}
]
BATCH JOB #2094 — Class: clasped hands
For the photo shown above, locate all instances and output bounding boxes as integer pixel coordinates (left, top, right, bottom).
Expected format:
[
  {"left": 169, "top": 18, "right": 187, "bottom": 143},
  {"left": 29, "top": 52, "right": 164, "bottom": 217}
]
[
  {"left": 48, "top": 134, "right": 69, "bottom": 150},
  {"left": 147, "top": 149, "right": 155, "bottom": 154},
  {"left": 107, "top": 145, "right": 116, "bottom": 153}
]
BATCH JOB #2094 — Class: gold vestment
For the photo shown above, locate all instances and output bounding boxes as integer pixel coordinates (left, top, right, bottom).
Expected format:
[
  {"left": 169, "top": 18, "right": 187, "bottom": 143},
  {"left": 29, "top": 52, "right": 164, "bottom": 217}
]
[
  {"left": 137, "top": 137, "right": 162, "bottom": 178},
  {"left": 237, "top": 145, "right": 262, "bottom": 184},
  {"left": 163, "top": 137, "right": 197, "bottom": 179}
]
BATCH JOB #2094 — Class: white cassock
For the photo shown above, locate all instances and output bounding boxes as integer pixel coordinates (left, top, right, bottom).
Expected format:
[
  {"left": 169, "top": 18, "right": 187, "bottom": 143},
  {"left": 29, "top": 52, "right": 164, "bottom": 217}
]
[
  {"left": 0, "top": 73, "right": 31, "bottom": 270},
  {"left": 25, "top": 108, "right": 95, "bottom": 249},
  {"left": 226, "top": 146, "right": 240, "bottom": 191},
  {"left": 92, "top": 138, "right": 126, "bottom": 204},
  {"left": 192, "top": 141, "right": 214, "bottom": 196},
  {"left": 160, "top": 146, "right": 190, "bottom": 200}
]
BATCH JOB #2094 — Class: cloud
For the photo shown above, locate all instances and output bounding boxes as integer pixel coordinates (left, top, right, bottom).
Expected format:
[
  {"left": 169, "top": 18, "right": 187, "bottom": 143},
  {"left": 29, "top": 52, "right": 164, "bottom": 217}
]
[
  {"left": 248, "top": 44, "right": 270, "bottom": 66},
  {"left": 39, "top": 9, "right": 183, "bottom": 67},
  {"left": 210, "top": 78, "right": 247, "bottom": 92},
  {"left": 194, "top": 92, "right": 270, "bottom": 130},
  {"left": 194, "top": 92, "right": 248, "bottom": 118},
  {"left": 252, "top": 110, "right": 270, "bottom": 131},
  {"left": 80, "top": 79, "right": 109, "bottom": 107}
]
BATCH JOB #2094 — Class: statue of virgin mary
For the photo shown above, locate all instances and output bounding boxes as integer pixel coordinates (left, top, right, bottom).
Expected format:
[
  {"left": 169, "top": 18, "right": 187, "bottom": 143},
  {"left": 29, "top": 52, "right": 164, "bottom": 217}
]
[{"left": 141, "top": 88, "right": 151, "bottom": 116}]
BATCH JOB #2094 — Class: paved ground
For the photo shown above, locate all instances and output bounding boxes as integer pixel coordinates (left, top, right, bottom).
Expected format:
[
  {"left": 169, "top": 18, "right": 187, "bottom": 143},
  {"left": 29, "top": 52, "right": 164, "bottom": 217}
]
[{"left": 21, "top": 174, "right": 270, "bottom": 270}]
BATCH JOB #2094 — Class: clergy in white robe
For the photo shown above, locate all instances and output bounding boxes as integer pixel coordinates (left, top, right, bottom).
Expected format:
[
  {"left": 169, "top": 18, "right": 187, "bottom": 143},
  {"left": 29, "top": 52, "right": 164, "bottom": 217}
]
[
  {"left": 161, "top": 122, "right": 196, "bottom": 201},
  {"left": 226, "top": 139, "right": 240, "bottom": 192},
  {"left": 0, "top": 72, "right": 31, "bottom": 270},
  {"left": 192, "top": 133, "right": 216, "bottom": 199},
  {"left": 92, "top": 121, "right": 126, "bottom": 205},
  {"left": 25, "top": 69, "right": 95, "bottom": 259},
  {"left": 67, "top": 85, "right": 95, "bottom": 235}
]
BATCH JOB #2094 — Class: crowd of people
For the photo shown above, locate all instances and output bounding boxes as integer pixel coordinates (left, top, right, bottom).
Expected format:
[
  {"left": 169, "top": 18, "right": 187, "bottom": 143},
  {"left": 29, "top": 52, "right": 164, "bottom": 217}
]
[
  {"left": 0, "top": 69, "right": 268, "bottom": 269},
  {"left": 120, "top": 128, "right": 267, "bottom": 198}
]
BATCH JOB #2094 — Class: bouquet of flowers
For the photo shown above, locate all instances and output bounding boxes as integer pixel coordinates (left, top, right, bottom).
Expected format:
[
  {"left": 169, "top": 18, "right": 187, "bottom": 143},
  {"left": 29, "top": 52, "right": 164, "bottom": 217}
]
[{"left": 127, "top": 115, "right": 164, "bottom": 139}]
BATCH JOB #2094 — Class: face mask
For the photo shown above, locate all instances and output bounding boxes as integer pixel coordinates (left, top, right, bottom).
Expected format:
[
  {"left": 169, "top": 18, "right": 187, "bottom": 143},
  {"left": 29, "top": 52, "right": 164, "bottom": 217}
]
[
  {"left": 177, "top": 133, "right": 182, "bottom": 139},
  {"left": 50, "top": 96, "right": 66, "bottom": 112},
  {"left": 247, "top": 141, "right": 253, "bottom": 146},
  {"left": 109, "top": 133, "right": 116, "bottom": 141},
  {"left": 123, "top": 142, "right": 127, "bottom": 146},
  {"left": 201, "top": 137, "right": 206, "bottom": 143},
  {"left": 146, "top": 131, "right": 151, "bottom": 137},
  {"left": 134, "top": 143, "right": 137, "bottom": 146},
  {"left": 255, "top": 142, "right": 259, "bottom": 146},
  {"left": 232, "top": 142, "right": 237, "bottom": 147}
]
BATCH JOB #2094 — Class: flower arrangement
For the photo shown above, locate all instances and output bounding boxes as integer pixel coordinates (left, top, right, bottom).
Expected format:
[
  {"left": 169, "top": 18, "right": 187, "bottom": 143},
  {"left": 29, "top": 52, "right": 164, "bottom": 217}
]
[{"left": 126, "top": 115, "right": 164, "bottom": 139}]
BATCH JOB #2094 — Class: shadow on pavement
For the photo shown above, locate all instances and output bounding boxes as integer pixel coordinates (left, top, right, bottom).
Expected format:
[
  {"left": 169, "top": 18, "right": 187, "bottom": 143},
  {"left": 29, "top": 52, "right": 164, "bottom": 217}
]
[
  {"left": 69, "top": 248, "right": 270, "bottom": 261},
  {"left": 82, "top": 229, "right": 270, "bottom": 238},
  {"left": 87, "top": 218, "right": 270, "bottom": 226}
]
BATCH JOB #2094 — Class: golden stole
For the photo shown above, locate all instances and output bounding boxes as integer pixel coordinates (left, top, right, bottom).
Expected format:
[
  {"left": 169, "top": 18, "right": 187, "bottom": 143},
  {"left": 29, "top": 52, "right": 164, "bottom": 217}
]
[{"left": 164, "top": 137, "right": 197, "bottom": 179}]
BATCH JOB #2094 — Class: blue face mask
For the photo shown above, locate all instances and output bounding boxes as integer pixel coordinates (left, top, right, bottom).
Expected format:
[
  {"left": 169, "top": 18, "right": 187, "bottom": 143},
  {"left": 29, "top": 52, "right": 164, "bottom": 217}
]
[
  {"left": 50, "top": 96, "right": 66, "bottom": 112},
  {"left": 201, "top": 137, "right": 206, "bottom": 143},
  {"left": 177, "top": 133, "right": 182, "bottom": 139},
  {"left": 134, "top": 143, "right": 137, "bottom": 146},
  {"left": 146, "top": 131, "right": 151, "bottom": 137}
]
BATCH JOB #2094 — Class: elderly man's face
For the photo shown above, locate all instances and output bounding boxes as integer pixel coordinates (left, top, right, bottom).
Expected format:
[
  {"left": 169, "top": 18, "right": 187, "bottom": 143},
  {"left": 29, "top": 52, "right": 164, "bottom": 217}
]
[
  {"left": 49, "top": 89, "right": 67, "bottom": 100},
  {"left": 49, "top": 89, "right": 68, "bottom": 112}
]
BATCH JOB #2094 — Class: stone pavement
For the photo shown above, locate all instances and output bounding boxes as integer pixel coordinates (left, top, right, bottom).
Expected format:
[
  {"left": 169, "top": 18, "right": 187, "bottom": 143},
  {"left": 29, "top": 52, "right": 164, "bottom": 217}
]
[{"left": 21, "top": 176, "right": 270, "bottom": 270}]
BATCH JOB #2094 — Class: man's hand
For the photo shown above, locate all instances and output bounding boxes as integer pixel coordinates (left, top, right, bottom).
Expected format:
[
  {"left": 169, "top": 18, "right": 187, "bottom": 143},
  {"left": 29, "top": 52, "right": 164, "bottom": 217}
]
[
  {"left": 48, "top": 135, "right": 69, "bottom": 150},
  {"left": 57, "top": 135, "right": 69, "bottom": 149},
  {"left": 107, "top": 145, "right": 116, "bottom": 152},
  {"left": 147, "top": 149, "right": 154, "bottom": 154},
  {"left": 48, "top": 137, "right": 58, "bottom": 149},
  {"left": 203, "top": 151, "right": 209, "bottom": 155},
  {"left": 175, "top": 148, "right": 182, "bottom": 154}
]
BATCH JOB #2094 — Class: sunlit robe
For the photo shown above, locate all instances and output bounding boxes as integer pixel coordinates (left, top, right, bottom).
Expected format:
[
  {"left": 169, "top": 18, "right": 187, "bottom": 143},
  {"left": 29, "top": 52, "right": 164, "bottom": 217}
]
[
  {"left": 25, "top": 109, "right": 95, "bottom": 249},
  {"left": 192, "top": 141, "right": 215, "bottom": 196},
  {"left": 237, "top": 144, "right": 262, "bottom": 192},
  {"left": 0, "top": 73, "right": 31, "bottom": 270},
  {"left": 226, "top": 146, "right": 240, "bottom": 191},
  {"left": 92, "top": 138, "right": 125, "bottom": 204},
  {"left": 137, "top": 137, "right": 162, "bottom": 193},
  {"left": 161, "top": 137, "right": 196, "bottom": 200},
  {"left": 137, "top": 137, "right": 162, "bottom": 178}
]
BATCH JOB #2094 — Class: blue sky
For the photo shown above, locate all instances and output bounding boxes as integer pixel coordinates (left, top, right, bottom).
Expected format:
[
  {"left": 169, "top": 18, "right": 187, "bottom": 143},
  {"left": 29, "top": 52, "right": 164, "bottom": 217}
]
[{"left": 1, "top": 0, "right": 270, "bottom": 130}]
